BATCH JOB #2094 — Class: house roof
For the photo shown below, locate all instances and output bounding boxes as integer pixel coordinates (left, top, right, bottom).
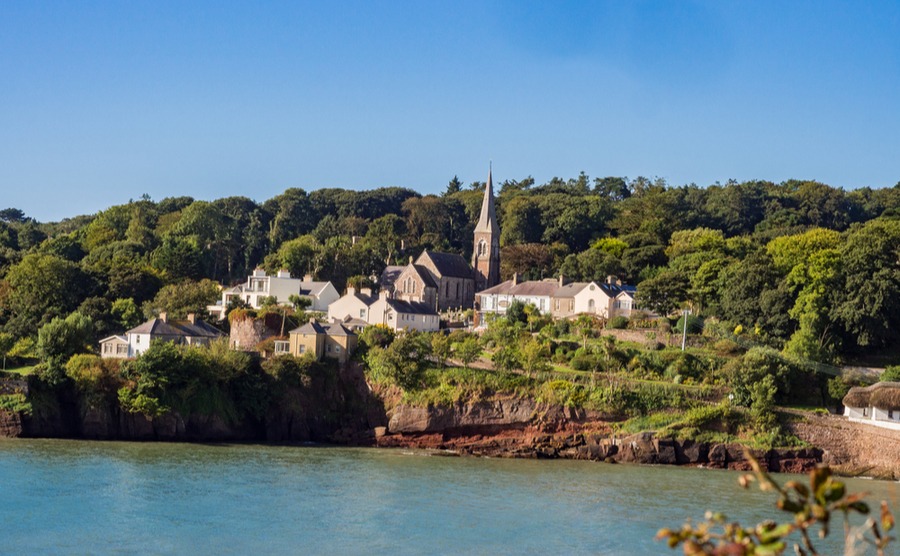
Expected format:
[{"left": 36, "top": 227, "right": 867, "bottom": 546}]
[
  {"left": 380, "top": 265, "right": 405, "bottom": 290},
  {"left": 324, "top": 323, "right": 356, "bottom": 337},
  {"left": 339, "top": 316, "right": 369, "bottom": 329},
  {"left": 844, "top": 382, "right": 900, "bottom": 410},
  {"left": 99, "top": 335, "right": 128, "bottom": 344},
  {"left": 420, "top": 250, "right": 472, "bottom": 279},
  {"left": 126, "top": 317, "right": 224, "bottom": 338},
  {"left": 290, "top": 320, "right": 327, "bottom": 335},
  {"left": 385, "top": 298, "right": 438, "bottom": 315},
  {"left": 477, "top": 279, "right": 559, "bottom": 298},
  {"left": 298, "top": 281, "right": 332, "bottom": 297}
]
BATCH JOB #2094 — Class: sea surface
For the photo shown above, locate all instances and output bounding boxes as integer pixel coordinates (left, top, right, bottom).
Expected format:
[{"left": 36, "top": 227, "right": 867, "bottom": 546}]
[{"left": 1, "top": 439, "right": 898, "bottom": 555}]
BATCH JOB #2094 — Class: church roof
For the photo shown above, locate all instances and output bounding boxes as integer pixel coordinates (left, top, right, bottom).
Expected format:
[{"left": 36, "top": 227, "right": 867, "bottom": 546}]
[
  {"left": 420, "top": 250, "right": 472, "bottom": 279},
  {"left": 474, "top": 167, "right": 500, "bottom": 235}
]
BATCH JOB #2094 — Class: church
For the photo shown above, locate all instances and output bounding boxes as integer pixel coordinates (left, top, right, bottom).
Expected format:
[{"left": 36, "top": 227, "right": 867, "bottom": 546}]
[{"left": 379, "top": 167, "right": 501, "bottom": 312}]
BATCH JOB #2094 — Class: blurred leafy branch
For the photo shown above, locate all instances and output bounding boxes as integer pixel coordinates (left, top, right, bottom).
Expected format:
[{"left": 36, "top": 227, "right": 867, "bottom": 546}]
[{"left": 657, "top": 453, "right": 894, "bottom": 555}]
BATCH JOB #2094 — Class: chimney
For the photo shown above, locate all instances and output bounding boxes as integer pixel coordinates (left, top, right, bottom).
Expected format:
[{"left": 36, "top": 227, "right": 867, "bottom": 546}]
[
  {"left": 347, "top": 286, "right": 356, "bottom": 296},
  {"left": 352, "top": 235, "right": 360, "bottom": 245},
  {"left": 360, "top": 287, "right": 372, "bottom": 296},
  {"left": 277, "top": 269, "right": 291, "bottom": 278},
  {"left": 253, "top": 268, "right": 266, "bottom": 277},
  {"left": 303, "top": 274, "right": 313, "bottom": 282},
  {"left": 606, "top": 275, "right": 616, "bottom": 285},
  {"left": 309, "top": 317, "right": 317, "bottom": 324},
  {"left": 512, "top": 273, "right": 519, "bottom": 286},
  {"left": 559, "top": 274, "right": 566, "bottom": 287},
  {"left": 158, "top": 312, "right": 167, "bottom": 323},
  {"left": 187, "top": 313, "right": 196, "bottom": 324}
]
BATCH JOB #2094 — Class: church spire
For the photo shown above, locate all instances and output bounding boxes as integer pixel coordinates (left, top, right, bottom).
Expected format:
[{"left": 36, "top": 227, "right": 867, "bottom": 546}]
[
  {"left": 475, "top": 164, "right": 500, "bottom": 235},
  {"left": 472, "top": 164, "right": 500, "bottom": 291}
]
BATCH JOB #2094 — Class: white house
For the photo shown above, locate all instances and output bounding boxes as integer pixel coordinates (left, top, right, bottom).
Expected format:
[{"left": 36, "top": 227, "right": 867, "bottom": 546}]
[
  {"left": 100, "top": 312, "right": 224, "bottom": 359},
  {"left": 207, "top": 269, "right": 340, "bottom": 320},
  {"left": 843, "top": 382, "right": 900, "bottom": 431},
  {"left": 551, "top": 277, "right": 623, "bottom": 319},
  {"left": 475, "top": 274, "right": 558, "bottom": 316},
  {"left": 327, "top": 287, "right": 376, "bottom": 323},
  {"left": 367, "top": 296, "right": 440, "bottom": 332}
]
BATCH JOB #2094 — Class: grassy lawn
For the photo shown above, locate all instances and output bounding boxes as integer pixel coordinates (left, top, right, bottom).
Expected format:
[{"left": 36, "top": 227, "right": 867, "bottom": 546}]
[{"left": 3, "top": 365, "right": 36, "bottom": 376}]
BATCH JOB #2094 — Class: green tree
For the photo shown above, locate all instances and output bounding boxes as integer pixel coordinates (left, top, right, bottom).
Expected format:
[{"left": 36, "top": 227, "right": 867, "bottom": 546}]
[
  {"left": 431, "top": 333, "right": 452, "bottom": 369},
  {"left": 491, "top": 345, "right": 520, "bottom": 373},
  {"left": 143, "top": 279, "right": 220, "bottom": 320},
  {"left": 2, "top": 253, "right": 93, "bottom": 337},
  {"left": 520, "top": 339, "right": 550, "bottom": 375},
  {"left": 636, "top": 270, "right": 689, "bottom": 316},
  {"left": 453, "top": 337, "right": 481, "bottom": 369}
]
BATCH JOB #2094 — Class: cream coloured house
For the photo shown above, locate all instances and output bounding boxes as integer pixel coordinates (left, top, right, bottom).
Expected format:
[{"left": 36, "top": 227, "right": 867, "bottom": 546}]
[{"left": 288, "top": 319, "right": 358, "bottom": 363}]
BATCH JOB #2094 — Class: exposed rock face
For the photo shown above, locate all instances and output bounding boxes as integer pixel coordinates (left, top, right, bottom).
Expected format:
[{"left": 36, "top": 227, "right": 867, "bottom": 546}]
[
  {"left": 0, "top": 410, "right": 24, "bottom": 437},
  {"left": 388, "top": 399, "right": 538, "bottom": 434}
]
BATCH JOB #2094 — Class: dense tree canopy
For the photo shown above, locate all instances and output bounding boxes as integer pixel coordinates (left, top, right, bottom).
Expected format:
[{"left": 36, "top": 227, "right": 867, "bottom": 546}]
[{"left": 0, "top": 175, "right": 897, "bottom": 365}]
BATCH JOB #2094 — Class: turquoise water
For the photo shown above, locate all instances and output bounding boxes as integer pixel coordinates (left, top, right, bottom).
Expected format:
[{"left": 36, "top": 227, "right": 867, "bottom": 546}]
[{"left": 1, "top": 440, "right": 898, "bottom": 555}]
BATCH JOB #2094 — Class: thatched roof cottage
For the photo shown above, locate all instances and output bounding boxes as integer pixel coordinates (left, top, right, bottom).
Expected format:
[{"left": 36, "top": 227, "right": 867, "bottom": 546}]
[{"left": 843, "top": 382, "right": 900, "bottom": 431}]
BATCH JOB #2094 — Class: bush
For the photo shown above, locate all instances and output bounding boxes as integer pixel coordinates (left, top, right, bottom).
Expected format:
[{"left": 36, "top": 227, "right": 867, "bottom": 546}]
[
  {"left": 608, "top": 316, "right": 629, "bottom": 329},
  {"left": 712, "top": 338, "right": 743, "bottom": 356},
  {"left": 880, "top": 365, "right": 900, "bottom": 382}
]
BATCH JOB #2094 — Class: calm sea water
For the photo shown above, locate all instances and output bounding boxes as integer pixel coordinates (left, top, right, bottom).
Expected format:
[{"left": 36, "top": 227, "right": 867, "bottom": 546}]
[{"left": 1, "top": 440, "right": 898, "bottom": 555}]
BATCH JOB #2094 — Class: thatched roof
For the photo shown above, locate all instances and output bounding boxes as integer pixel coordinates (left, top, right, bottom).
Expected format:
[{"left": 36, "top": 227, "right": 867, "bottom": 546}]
[{"left": 843, "top": 382, "right": 900, "bottom": 409}]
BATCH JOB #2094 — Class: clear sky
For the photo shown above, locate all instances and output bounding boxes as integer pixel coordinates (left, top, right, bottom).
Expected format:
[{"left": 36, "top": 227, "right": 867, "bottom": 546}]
[{"left": 2, "top": 1, "right": 899, "bottom": 221}]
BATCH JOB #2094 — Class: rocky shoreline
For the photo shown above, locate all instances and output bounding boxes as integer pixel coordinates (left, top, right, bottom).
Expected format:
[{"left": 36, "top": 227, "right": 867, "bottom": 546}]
[{"left": 5, "top": 380, "right": 899, "bottom": 478}]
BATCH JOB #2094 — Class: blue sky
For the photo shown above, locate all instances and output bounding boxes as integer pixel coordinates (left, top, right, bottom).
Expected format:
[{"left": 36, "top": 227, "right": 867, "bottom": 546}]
[{"left": 2, "top": 1, "right": 899, "bottom": 221}]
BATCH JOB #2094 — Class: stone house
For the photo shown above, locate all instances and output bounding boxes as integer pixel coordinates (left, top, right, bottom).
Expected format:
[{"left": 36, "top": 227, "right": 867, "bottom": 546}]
[{"left": 380, "top": 250, "right": 476, "bottom": 312}]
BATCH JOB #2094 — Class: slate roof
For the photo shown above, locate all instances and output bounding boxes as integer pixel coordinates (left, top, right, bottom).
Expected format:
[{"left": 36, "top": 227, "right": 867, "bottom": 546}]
[
  {"left": 420, "top": 250, "right": 473, "bottom": 279},
  {"left": 297, "top": 281, "right": 331, "bottom": 297},
  {"left": 385, "top": 298, "right": 439, "bottom": 315},
  {"left": 477, "top": 279, "right": 559, "bottom": 297},
  {"left": 380, "top": 265, "right": 405, "bottom": 290},
  {"left": 554, "top": 282, "right": 622, "bottom": 298},
  {"left": 126, "top": 317, "right": 224, "bottom": 338},
  {"left": 411, "top": 264, "right": 437, "bottom": 288},
  {"left": 290, "top": 320, "right": 327, "bottom": 335},
  {"left": 323, "top": 323, "right": 355, "bottom": 337}
]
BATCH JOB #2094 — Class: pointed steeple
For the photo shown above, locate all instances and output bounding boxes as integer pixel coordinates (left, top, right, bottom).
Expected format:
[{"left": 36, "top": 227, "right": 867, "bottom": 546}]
[
  {"left": 472, "top": 164, "right": 501, "bottom": 291},
  {"left": 475, "top": 165, "right": 500, "bottom": 235}
]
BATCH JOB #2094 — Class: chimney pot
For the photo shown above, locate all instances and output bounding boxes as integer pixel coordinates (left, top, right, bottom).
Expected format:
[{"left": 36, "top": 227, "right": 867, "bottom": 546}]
[
  {"left": 158, "top": 312, "right": 167, "bottom": 323},
  {"left": 187, "top": 313, "right": 196, "bottom": 324},
  {"left": 512, "top": 273, "right": 519, "bottom": 286}
]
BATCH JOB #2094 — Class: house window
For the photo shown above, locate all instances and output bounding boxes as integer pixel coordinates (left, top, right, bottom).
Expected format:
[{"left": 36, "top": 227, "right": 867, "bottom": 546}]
[
  {"left": 863, "top": 408, "right": 868, "bottom": 417},
  {"left": 589, "top": 284, "right": 595, "bottom": 291},
  {"left": 568, "top": 300, "right": 574, "bottom": 311},
  {"left": 335, "top": 346, "right": 341, "bottom": 353},
  {"left": 117, "top": 345, "right": 128, "bottom": 355},
  {"left": 588, "top": 299, "right": 595, "bottom": 311},
  {"left": 299, "top": 345, "right": 306, "bottom": 353},
  {"left": 555, "top": 299, "right": 559, "bottom": 310},
  {"left": 359, "top": 309, "right": 366, "bottom": 318},
  {"left": 890, "top": 410, "right": 894, "bottom": 420},
  {"left": 136, "top": 336, "right": 141, "bottom": 344},
  {"left": 456, "top": 283, "right": 460, "bottom": 298}
]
